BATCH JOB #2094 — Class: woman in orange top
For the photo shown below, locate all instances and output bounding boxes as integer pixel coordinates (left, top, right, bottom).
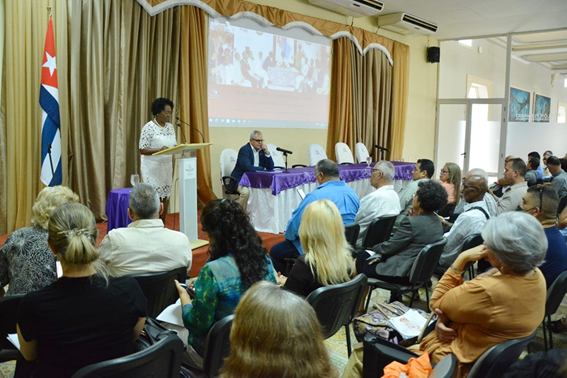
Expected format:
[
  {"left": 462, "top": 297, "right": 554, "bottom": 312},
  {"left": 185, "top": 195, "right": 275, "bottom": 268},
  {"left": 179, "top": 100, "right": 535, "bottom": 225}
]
[{"left": 419, "top": 211, "right": 546, "bottom": 377}]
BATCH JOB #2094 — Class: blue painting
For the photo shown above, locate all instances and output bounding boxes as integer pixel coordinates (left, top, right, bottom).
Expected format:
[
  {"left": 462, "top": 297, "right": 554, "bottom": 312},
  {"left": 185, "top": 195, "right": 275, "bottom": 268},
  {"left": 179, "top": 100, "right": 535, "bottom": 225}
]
[
  {"left": 534, "top": 94, "right": 551, "bottom": 123},
  {"left": 509, "top": 87, "right": 530, "bottom": 122}
]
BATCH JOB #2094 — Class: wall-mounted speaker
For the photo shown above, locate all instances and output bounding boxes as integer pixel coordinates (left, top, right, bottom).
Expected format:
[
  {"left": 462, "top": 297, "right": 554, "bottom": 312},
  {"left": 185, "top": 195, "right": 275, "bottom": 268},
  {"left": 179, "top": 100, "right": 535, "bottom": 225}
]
[{"left": 427, "top": 47, "right": 440, "bottom": 63}]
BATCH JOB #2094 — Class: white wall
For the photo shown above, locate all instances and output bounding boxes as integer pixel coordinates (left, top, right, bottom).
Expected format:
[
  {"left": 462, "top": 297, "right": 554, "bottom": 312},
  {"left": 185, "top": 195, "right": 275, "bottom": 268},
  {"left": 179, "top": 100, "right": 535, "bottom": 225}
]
[{"left": 438, "top": 38, "right": 567, "bottom": 170}]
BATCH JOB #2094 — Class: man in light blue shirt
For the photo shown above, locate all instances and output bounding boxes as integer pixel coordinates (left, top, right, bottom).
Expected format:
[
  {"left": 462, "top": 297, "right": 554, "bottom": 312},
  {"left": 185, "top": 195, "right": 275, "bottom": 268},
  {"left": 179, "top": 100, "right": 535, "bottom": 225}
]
[
  {"left": 269, "top": 159, "right": 360, "bottom": 273},
  {"left": 528, "top": 151, "right": 544, "bottom": 181}
]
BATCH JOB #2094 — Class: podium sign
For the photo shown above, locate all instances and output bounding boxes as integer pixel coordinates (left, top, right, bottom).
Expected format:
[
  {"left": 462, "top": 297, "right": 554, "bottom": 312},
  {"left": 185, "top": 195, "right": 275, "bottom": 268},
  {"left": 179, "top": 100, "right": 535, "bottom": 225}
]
[{"left": 155, "top": 143, "right": 212, "bottom": 249}]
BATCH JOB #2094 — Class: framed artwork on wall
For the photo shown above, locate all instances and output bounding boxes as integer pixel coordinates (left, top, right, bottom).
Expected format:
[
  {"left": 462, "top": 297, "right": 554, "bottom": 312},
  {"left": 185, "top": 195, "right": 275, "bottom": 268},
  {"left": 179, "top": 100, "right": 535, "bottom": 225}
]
[
  {"left": 533, "top": 93, "right": 551, "bottom": 122},
  {"left": 509, "top": 86, "right": 531, "bottom": 122}
]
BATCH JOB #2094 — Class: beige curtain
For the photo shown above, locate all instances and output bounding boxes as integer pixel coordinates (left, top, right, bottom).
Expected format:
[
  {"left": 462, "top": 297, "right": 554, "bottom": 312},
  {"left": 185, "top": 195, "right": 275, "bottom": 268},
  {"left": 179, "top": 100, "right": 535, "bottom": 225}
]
[
  {"left": 65, "top": 0, "right": 180, "bottom": 219},
  {"left": 179, "top": 6, "right": 216, "bottom": 206},
  {"left": 390, "top": 42, "right": 410, "bottom": 160}
]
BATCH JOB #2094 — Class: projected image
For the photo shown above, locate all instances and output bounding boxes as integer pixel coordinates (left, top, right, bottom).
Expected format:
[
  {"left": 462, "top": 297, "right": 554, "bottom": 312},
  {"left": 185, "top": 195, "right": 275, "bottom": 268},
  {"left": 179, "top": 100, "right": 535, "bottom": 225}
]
[{"left": 207, "top": 18, "right": 331, "bottom": 129}]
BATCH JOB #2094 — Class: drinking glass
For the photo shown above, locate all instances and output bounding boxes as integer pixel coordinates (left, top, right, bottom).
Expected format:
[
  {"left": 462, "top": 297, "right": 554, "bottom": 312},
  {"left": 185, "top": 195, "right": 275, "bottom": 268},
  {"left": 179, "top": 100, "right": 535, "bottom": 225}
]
[
  {"left": 366, "top": 156, "right": 372, "bottom": 168},
  {"left": 130, "top": 174, "right": 140, "bottom": 187}
]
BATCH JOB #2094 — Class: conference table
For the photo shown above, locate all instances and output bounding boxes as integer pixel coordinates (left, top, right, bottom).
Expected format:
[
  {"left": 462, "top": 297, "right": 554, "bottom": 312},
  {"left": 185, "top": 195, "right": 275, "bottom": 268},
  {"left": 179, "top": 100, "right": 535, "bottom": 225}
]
[{"left": 240, "top": 162, "right": 415, "bottom": 234}]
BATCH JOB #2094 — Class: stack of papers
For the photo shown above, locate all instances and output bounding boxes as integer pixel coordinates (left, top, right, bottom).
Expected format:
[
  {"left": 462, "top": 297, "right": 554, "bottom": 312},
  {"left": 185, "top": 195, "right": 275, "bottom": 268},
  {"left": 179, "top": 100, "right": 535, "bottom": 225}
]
[{"left": 387, "top": 309, "right": 431, "bottom": 340}]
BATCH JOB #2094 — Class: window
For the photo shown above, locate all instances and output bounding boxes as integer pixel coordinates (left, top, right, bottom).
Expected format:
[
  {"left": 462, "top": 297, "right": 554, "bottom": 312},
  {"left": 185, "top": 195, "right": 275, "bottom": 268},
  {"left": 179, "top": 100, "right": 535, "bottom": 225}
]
[
  {"left": 558, "top": 101, "right": 567, "bottom": 123},
  {"left": 458, "top": 39, "right": 473, "bottom": 48}
]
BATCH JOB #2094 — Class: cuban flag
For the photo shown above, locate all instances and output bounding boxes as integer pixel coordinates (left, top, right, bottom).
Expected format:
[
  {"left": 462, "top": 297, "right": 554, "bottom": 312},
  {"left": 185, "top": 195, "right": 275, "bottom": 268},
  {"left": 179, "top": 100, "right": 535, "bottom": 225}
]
[{"left": 40, "top": 15, "right": 62, "bottom": 186}]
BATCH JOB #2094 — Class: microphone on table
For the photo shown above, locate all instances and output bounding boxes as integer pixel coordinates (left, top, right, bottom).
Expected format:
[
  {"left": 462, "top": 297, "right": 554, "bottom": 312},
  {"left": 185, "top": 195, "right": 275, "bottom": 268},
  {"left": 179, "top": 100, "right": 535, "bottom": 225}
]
[
  {"left": 375, "top": 145, "right": 390, "bottom": 152},
  {"left": 276, "top": 147, "right": 293, "bottom": 155},
  {"left": 177, "top": 118, "right": 206, "bottom": 143}
]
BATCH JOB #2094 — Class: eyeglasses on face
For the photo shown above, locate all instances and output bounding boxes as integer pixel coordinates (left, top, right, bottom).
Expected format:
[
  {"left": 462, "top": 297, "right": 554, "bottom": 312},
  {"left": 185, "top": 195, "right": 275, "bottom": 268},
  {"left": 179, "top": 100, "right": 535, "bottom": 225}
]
[
  {"left": 440, "top": 169, "right": 449, "bottom": 174},
  {"left": 252, "top": 138, "right": 264, "bottom": 143}
]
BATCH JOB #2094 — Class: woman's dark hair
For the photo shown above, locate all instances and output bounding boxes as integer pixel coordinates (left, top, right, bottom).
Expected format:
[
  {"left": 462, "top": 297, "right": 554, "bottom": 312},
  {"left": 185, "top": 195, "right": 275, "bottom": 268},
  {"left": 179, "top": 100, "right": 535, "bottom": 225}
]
[
  {"left": 151, "top": 97, "right": 174, "bottom": 116},
  {"left": 417, "top": 180, "right": 448, "bottom": 212},
  {"left": 201, "top": 199, "right": 268, "bottom": 289}
]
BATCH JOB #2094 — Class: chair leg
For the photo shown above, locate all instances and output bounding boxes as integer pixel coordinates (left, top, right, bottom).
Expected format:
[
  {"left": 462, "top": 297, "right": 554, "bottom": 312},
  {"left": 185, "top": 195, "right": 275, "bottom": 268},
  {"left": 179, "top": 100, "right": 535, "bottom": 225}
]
[
  {"left": 409, "top": 291, "right": 415, "bottom": 307},
  {"left": 425, "top": 285, "right": 430, "bottom": 310},
  {"left": 345, "top": 323, "right": 352, "bottom": 357},
  {"left": 549, "top": 315, "right": 554, "bottom": 350},
  {"left": 543, "top": 320, "right": 548, "bottom": 352},
  {"left": 364, "top": 287, "right": 375, "bottom": 313}
]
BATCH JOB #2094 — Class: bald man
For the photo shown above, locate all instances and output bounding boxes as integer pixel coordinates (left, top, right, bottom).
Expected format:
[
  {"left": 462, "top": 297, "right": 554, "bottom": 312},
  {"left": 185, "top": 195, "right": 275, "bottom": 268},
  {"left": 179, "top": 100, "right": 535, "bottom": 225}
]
[{"left": 439, "top": 175, "right": 490, "bottom": 268}]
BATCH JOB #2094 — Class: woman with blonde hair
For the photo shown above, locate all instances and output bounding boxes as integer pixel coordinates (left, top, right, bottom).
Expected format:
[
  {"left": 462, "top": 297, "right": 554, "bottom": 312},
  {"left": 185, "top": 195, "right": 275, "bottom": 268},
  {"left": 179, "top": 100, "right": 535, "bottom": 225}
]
[
  {"left": 0, "top": 185, "right": 79, "bottom": 296},
  {"left": 16, "top": 203, "right": 147, "bottom": 378},
  {"left": 439, "top": 162, "right": 461, "bottom": 204},
  {"left": 277, "top": 199, "right": 355, "bottom": 297},
  {"left": 220, "top": 281, "right": 336, "bottom": 378}
]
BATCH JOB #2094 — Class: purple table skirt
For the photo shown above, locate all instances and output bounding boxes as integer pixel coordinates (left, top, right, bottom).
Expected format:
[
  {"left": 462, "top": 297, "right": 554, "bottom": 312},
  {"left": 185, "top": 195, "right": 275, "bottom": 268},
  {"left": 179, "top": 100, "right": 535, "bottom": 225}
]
[
  {"left": 106, "top": 188, "right": 132, "bottom": 232},
  {"left": 240, "top": 162, "right": 415, "bottom": 196}
]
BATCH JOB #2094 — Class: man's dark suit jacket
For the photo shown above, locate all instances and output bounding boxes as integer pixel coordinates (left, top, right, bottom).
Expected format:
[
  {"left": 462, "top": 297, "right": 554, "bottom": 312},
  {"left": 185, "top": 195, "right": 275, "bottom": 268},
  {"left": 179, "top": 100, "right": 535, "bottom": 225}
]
[
  {"left": 372, "top": 212, "right": 444, "bottom": 279},
  {"left": 229, "top": 143, "right": 274, "bottom": 191}
]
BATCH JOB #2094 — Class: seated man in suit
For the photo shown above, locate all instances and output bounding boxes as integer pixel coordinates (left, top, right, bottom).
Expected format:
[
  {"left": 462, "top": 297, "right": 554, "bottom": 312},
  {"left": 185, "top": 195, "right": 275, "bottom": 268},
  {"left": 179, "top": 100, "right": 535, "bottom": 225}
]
[
  {"left": 269, "top": 159, "right": 360, "bottom": 273},
  {"left": 394, "top": 158, "right": 435, "bottom": 230},
  {"left": 230, "top": 130, "right": 274, "bottom": 212},
  {"left": 98, "top": 183, "right": 192, "bottom": 277}
]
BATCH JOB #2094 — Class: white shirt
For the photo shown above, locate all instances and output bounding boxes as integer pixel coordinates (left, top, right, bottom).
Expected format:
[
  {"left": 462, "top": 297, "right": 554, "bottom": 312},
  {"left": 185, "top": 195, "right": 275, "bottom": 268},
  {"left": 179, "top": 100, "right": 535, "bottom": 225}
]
[
  {"left": 354, "top": 185, "right": 401, "bottom": 247},
  {"left": 249, "top": 143, "right": 260, "bottom": 166},
  {"left": 439, "top": 200, "right": 490, "bottom": 267},
  {"left": 98, "top": 219, "right": 192, "bottom": 277}
]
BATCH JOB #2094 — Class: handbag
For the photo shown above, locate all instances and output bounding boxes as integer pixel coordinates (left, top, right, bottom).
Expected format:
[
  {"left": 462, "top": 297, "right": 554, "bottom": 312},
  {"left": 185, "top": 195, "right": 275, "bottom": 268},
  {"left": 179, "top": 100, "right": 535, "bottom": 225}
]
[{"left": 135, "top": 317, "right": 179, "bottom": 350}]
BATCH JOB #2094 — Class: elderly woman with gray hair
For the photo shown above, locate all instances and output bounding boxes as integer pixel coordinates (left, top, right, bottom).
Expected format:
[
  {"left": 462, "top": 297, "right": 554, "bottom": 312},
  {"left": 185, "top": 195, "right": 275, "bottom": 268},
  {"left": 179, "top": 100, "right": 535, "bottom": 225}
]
[{"left": 418, "top": 211, "right": 547, "bottom": 377}]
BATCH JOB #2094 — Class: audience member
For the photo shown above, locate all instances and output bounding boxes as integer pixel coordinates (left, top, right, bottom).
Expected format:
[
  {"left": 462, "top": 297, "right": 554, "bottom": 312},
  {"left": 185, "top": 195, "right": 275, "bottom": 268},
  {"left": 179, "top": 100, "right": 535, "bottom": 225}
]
[
  {"left": 525, "top": 156, "right": 540, "bottom": 186},
  {"left": 174, "top": 199, "right": 277, "bottom": 370},
  {"left": 230, "top": 130, "right": 274, "bottom": 212},
  {"left": 0, "top": 186, "right": 79, "bottom": 297},
  {"left": 277, "top": 200, "right": 355, "bottom": 298},
  {"left": 356, "top": 180, "right": 446, "bottom": 301},
  {"left": 528, "top": 151, "right": 544, "bottom": 180},
  {"left": 345, "top": 212, "right": 547, "bottom": 378},
  {"left": 219, "top": 281, "right": 336, "bottom": 378},
  {"left": 17, "top": 203, "right": 147, "bottom": 378},
  {"left": 394, "top": 158, "right": 435, "bottom": 229},
  {"left": 543, "top": 150, "right": 553, "bottom": 178},
  {"left": 547, "top": 156, "right": 567, "bottom": 199},
  {"left": 490, "top": 157, "right": 528, "bottom": 213},
  {"left": 464, "top": 168, "right": 498, "bottom": 217},
  {"left": 491, "top": 155, "right": 515, "bottom": 197},
  {"left": 520, "top": 185, "right": 567, "bottom": 287},
  {"left": 353, "top": 161, "right": 400, "bottom": 247},
  {"left": 269, "top": 159, "right": 359, "bottom": 274},
  {"left": 98, "top": 183, "right": 192, "bottom": 277},
  {"left": 439, "top": 175, "right": 490, "bottom": 268},
  {"left": 439, "top": 162, "right": 461, "bottom": 205}
]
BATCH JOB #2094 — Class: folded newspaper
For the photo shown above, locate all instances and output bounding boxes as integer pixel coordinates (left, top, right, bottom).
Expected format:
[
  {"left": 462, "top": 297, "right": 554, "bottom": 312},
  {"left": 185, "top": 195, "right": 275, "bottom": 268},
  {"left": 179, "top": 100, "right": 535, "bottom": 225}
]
[{"left": 387, "top": 309, "right": 431, "bottom": 339}]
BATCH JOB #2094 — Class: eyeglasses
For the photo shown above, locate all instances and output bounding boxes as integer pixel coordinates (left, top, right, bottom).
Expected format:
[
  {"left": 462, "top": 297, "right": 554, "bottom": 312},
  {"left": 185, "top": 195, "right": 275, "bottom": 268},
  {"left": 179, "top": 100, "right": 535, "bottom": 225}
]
[
  {"left": 371, "top": 168, "right": 381, "bottom": 173},
  {"left": 440, "top": 169, "right": 448, "bottom": 174},
  {"left": 252, "top": 138, "right": 264, "bottom": 143}
]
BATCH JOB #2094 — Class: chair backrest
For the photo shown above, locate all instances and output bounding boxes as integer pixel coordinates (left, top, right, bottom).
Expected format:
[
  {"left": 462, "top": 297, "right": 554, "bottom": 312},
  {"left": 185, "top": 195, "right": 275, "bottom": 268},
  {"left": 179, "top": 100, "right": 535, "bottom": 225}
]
[
  {"left": 71, "top": 334, "right": 183, "bottom": 378},
  {"left": 355, "top": 143, "right": 370, "bottom": 164},
  {"left": 461, "top": 233, "right": 483, "bottom": 251},
  {"left": 220, "top": 148, "right": 238, "bottom": 178},
  {"left": 545, "top": 270, "right": 567, "bottom": 317},
  {"left": 344, "top": 223, "right": 360, "bottom": 249},
  {"left": 467, "top": 331, "right": 536, "bottom": 378},
  {"left": 437, "top": 202, "right": 456, "bottom": 218},
  {"left": 267, "top": 143, "right": 285, "bottom": 168},
  {"left": 558, "top": 195, "right": 567, "bottom": 215},
  {"left": 430, "top": 354, "right": 458, "bottom": 378},
  {"left": 335, "top": 142, "right": 355, "bottom": 164},
  {"left": 362, "top": 216, "right": 397, "bottom": 249},
  {"left": 130, "top": 267, "right": 188, "bottom": 318},
  {"left": 0, "top": 295, "right": 24, "bottom": 351},
  {"left": 408, "top": 239, "right": 447, "bottom": 285},
  {"left": 306, "top": 274, "right": 368, "bottom": 339},
  {"left": 308, "top": 143, "right": 327, "bottom": 166},
  {"left": 202, "top": 315, "right": 234, "bottom": 377}
]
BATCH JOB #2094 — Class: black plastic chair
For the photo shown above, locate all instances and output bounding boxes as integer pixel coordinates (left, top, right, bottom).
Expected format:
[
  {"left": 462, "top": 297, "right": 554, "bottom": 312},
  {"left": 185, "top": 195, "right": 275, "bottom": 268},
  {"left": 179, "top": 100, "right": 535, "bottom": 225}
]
[
  {"left": 557, "top": 195, "right": 567, "bottom": 215},
  {"left": 467, "top": 331, "right": 536, "bottom": 378},
  {"left": 71, "top": 333, "right": 183, "bottom": 378},
  {"left": 306, "top": 274, "right": 367, "bottom": 356},
  {"left": 362, "top": 334, "right": 457, "bottom": 378},
  {"left": 364, "top": 239, "right": 447, "bottom": 313},
  {"left": 129, "top": 267, "right": 188, "bottom": 318},
  {"left": 361, "top": 215, "right": 397, "bottom": 249},
  {"left": 438, "top": 202, "right": 456, "bottom": 218},
  {"left": 344, "top": 223, "right": 360, "bottom": 249},
  {"left": 183, "top": 315, "right": 234, "bottom": 378},
  {"left": 542, "top": 270, "right": 567, "bottom": 351},
  {"left": 458, "top": 234, "right": 484, "bottom": 280},
  {"left": 0, "top": 294, "right": 24, "bottom": 362}
]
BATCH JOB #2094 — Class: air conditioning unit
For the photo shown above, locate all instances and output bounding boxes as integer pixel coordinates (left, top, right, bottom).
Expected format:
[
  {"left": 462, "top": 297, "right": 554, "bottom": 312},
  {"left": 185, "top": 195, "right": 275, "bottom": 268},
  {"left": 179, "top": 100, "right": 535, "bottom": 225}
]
[
  {"left": 308, "top": 0, "right": 384, "bottom": 18},
  {"left": 378, "top": 13, "right": 437, "bottom": 35}
]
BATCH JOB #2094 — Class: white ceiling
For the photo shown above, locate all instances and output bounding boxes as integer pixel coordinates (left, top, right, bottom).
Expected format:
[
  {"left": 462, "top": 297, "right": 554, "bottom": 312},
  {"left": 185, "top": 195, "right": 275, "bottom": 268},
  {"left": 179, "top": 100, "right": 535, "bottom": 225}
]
[{"left": 377, "top": 0, "right": 567, "bottom": 41}]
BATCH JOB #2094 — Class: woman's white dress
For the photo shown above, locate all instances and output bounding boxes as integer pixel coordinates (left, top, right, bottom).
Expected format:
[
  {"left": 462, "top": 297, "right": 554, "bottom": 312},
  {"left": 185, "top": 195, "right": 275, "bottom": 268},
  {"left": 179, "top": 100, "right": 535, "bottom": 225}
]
[{"left": 139, "top": 120, "right": 176, "bottom": 198}]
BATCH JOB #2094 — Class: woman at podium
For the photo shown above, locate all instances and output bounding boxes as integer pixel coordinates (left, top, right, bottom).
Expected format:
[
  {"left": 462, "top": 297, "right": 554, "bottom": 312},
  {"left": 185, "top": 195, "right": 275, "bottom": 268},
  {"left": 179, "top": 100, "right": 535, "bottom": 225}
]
[{"left": 139, "top": 97, "right": 177, "bottom": 223}]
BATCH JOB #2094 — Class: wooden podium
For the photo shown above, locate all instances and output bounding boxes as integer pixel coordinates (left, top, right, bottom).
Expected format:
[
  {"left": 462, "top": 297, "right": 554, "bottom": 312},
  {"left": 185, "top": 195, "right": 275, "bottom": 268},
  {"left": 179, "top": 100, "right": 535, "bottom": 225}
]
[{"left": 154, "top": 143, "right": 212, "bottom": 249}]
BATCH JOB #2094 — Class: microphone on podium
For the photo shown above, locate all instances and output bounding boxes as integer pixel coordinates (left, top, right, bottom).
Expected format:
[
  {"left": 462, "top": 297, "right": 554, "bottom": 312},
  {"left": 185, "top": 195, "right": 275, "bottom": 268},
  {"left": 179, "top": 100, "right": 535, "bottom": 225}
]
[
  {"left": 276, "top": 147, "right": 293, "bottom": 155},
  {"left": 177, "top": 118, "right": 206, "bottom": 143}
]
